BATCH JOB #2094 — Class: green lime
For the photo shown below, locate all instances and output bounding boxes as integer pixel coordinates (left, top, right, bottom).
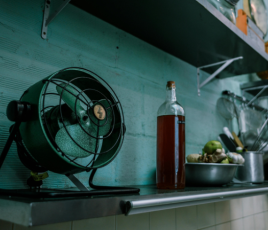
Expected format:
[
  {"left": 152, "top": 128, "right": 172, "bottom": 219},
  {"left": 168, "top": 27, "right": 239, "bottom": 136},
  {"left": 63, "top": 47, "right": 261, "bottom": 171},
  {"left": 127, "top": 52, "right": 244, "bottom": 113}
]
[{"left": 203, "top": 140, "right": 222, "bottom": 154}]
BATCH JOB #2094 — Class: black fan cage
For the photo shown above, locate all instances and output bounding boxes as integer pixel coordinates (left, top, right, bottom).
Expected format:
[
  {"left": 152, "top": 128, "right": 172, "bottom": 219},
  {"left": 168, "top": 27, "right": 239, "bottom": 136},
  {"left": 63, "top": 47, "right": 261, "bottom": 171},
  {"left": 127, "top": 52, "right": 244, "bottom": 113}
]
[{"left": 40, "top": 67, "right": 125, "bottom": 170}]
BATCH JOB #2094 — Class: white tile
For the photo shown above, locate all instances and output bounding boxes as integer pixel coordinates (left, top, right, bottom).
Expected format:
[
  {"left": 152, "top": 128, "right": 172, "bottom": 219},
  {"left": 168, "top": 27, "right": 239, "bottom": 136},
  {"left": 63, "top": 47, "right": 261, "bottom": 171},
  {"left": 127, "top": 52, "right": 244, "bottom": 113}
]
[
  {"left": 266, "top": 195, "right": 268, "bottom": 210},
  {"left": 197, "top": 203, "right": 215, "bottom": 229},
  {"left": 150, "top": 209, "right": 176, "bottom": 230},
  {"left": 72, "top": 216, "right": 115, "bottom": 230},
  {"left": 265, "top": 211, "right": 268, "bottom": 228},
  {"left": 229, "top": 198, "right": 243, "bottom": 220},
  {"left": 0, "top": 220, "right": 13, "bottom": 230},
  {"left": 215, "top": 222, "right": 231, "bottom": 230},
  {"left": 200, "top": 227, "right": 216, "bottom": 230},
  {"left": 241, "top": 197, "right": 255, "bottom": 217},
  {"left": 116, "top": 213, "right": 149, "bottom": 230},
  {"left": 230, "top": 219, "right": 243, "bottom": 230},
  {"left": 14, "top": 221, "right": 71, "bottom": 230},
  {"left": 253, "top": 195, "right": 268, "bottom": 214},
  {"left": 176, "top": 205, "right": 197, "bottom": 230},
  {"left": 215, "top": 201, "right": 231, "bottom": 224},
  {"left": 243, "top": 216, "right": 255, "bottom": 230},
  {"left": 254, "top": 212, "right": 266, "bottom": 230}
]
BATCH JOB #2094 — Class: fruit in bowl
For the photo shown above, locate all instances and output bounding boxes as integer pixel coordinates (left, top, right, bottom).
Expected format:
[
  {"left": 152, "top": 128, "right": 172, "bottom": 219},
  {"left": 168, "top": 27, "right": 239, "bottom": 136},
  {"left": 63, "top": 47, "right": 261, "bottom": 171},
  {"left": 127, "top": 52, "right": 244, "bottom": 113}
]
[
  {"left": 187, "top": 140, "right": 245, "bottom": 165},
  {"left": 187, "top": 140, "right": 227, "bottom": 163},
  {"left": 203, "top": 140, "right": 222, "bottom": 154}
]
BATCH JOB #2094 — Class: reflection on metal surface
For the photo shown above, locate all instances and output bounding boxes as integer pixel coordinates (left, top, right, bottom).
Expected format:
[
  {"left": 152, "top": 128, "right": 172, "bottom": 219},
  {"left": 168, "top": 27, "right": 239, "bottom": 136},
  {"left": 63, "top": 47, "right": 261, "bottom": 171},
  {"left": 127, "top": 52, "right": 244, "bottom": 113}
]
[
  {"left": 235, "top": 152, "right": 265, "bottom": 183},
  {"left": 185, "top": 163, "right": 241, "bottom": 186}
]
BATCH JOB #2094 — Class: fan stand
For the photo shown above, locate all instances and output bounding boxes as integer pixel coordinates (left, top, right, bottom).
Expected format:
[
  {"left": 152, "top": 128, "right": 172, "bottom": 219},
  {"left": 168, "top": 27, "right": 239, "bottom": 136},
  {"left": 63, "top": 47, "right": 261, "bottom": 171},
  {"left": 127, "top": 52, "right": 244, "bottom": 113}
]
[
  {"left": 0, "top": 101, "right": 140, "bottom": 198},
  {"left": 0, "top": 101, "right": 32, "bottom": 170},
  {"left": 66, "top": 171, "right": 140, "bottom": 195}
]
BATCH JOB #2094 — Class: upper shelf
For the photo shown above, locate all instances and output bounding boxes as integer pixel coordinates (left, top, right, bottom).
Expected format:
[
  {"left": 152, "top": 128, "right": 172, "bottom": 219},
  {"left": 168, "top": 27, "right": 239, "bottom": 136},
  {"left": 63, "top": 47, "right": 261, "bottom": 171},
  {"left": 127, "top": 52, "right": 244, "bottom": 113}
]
[{"left": 71, "top": 0, "right": 268, "bottom": 78}]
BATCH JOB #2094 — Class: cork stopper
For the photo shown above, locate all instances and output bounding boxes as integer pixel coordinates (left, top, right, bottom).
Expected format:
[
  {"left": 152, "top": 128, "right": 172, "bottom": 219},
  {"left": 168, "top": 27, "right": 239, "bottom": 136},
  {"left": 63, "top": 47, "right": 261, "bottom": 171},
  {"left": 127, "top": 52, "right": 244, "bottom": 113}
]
[{"left": 167, "top": 81, "right": 176, "bottom": 88}]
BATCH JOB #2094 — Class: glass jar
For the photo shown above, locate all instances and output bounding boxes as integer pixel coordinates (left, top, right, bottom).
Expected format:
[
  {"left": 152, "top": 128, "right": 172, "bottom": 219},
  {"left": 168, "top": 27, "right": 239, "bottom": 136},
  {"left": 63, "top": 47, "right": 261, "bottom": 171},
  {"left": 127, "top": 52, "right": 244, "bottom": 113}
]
[
  {"left": 246, "top": 0, "right": 268, "bottom": 36},
  {"left": 156, "top": 81, "right": 185, "bottom": 189},
  {"left": 207, "top": 0, "right": 240, "bottom": 24}
]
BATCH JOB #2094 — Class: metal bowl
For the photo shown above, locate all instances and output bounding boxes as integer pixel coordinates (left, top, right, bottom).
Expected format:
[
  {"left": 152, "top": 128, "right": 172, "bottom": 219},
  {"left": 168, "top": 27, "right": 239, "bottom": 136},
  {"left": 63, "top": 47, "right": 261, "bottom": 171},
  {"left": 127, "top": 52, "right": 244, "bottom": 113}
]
[{"left": 186, "top": 163, "right": 242, "bottom": 186}]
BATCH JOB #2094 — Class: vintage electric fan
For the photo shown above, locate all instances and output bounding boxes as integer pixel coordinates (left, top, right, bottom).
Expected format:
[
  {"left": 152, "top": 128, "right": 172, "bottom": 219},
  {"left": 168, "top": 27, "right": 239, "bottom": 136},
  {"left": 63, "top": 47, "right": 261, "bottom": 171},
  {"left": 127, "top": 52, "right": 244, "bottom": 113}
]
[{"left": 0, "top": 67, "right": 139, "bottom": 197}]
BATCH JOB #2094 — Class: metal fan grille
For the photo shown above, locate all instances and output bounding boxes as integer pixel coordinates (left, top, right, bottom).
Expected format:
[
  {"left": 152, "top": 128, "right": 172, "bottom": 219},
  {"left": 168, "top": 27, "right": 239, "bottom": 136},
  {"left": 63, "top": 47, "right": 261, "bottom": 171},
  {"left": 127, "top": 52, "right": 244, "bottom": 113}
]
[{"left": 40, "top": 68, "right": 125, "bottom": 170}]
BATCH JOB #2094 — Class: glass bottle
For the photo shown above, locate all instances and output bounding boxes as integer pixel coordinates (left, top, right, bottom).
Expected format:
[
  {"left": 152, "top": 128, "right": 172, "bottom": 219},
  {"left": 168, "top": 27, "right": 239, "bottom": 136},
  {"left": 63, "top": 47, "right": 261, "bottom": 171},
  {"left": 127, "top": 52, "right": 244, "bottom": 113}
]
[
  {"left": 156, "top": 81, "right": 185, "bottom": 189},
  {"left": 246, "top": 0, "right": 268, "bottom": 36},
  {"left": 207, "top": 0, "right": 239, "bottom": 24}
]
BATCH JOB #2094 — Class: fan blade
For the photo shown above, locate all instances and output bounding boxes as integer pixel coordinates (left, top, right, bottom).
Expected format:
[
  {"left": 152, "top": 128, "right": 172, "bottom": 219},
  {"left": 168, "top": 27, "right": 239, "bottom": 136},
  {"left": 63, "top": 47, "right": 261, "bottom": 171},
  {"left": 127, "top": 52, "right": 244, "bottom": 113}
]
[
  {"left": 89, "top": 99, "right": 113, "bottom": 136},
  {"left": 56, "top": 83, "right": 86, "bottom": 119},
  {"left": 56, "top": 83, "right": 91, "bottom": 128},
  {"left": 55, "top": 124, "right": 100, "bottom": 158}
]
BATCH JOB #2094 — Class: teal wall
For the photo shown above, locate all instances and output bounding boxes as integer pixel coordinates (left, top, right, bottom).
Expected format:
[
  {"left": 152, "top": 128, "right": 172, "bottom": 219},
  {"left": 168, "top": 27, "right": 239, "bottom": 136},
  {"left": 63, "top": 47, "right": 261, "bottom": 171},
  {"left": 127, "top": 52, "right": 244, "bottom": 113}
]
[{"left": 0, "top": 0, "right": 248, "bottom": 189}]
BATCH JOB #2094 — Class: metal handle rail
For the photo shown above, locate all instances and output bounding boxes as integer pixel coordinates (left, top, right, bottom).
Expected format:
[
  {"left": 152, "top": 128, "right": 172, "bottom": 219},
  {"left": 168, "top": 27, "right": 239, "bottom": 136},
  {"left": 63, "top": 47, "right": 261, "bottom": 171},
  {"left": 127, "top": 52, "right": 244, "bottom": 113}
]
[
  {"left": 222, "top": 90, "right": 268, "bottom": 113},
  {"left": 125, "top": 187, "right": 268, "bottom": 215}
]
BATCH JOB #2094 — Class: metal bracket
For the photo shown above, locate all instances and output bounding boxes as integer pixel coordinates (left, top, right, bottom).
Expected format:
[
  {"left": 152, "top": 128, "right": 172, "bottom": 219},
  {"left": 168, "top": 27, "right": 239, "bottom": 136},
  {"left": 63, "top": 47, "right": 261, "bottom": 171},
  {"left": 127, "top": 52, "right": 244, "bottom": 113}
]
[
  {"left": 247, "top": 86, "right": 268, "bottom": 106},
  {"left": 242, "top": 85, "right": 268, "bottom": 107},
  {"left": 42, "top": 0, "right": 71, "bottom": 39},
  {"left": 66, "top": 174, "right": 89, "bottom": 191},
  {"left": 197, "top": 56, "right": 243, "bottom": 96}
]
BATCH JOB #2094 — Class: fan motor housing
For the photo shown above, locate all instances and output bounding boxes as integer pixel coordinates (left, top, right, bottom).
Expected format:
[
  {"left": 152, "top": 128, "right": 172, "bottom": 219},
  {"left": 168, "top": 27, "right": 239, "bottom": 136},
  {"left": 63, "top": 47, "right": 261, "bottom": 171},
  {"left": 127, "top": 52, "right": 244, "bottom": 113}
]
[{"left": 19, "top": 68, "right": 124, "bottom": 174}]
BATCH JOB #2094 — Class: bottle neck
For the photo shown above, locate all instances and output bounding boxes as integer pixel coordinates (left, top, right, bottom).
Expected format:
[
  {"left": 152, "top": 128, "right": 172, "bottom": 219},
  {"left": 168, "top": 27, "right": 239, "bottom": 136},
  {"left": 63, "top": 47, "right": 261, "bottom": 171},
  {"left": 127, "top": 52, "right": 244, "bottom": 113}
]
[{"left": 166, "top": 87, "right": 177, "bottom": 102}]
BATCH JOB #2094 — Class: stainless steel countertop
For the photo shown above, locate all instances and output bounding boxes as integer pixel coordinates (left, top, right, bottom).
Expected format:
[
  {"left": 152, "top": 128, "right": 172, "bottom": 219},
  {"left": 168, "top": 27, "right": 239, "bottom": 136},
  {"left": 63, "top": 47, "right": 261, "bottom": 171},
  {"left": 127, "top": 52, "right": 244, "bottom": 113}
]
[{"left": 1, "top": 183, "right": 268, "bottom": 226}]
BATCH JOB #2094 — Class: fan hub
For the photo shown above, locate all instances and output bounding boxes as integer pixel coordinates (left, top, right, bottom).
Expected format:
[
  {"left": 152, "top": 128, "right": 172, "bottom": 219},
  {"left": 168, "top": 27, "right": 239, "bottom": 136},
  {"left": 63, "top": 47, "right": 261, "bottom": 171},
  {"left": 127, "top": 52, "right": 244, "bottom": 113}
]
[{"left": 93, "top": 105, "right": 106, "bottom": 120}]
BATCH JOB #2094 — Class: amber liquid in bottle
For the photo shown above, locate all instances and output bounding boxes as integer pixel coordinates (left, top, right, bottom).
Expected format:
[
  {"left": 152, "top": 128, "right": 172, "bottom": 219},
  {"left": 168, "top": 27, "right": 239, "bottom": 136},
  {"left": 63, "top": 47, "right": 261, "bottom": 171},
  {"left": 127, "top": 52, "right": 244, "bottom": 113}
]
[{"left": 156, "top": 81, "right": 185, "bottom": 189}]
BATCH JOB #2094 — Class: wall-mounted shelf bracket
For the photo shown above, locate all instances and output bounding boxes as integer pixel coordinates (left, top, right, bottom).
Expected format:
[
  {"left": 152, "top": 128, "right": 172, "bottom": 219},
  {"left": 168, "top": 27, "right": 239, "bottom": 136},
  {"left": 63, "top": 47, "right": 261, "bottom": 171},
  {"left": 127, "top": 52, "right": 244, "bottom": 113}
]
[
  {"left": 197, "top": 56, "right": 243, "bottom": 96},
  {"left": 42, "top": 0, "right": 71, "bottom": 39},
  {"left": 247, "top": 86, "right": 268, "bottom": 106}
]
